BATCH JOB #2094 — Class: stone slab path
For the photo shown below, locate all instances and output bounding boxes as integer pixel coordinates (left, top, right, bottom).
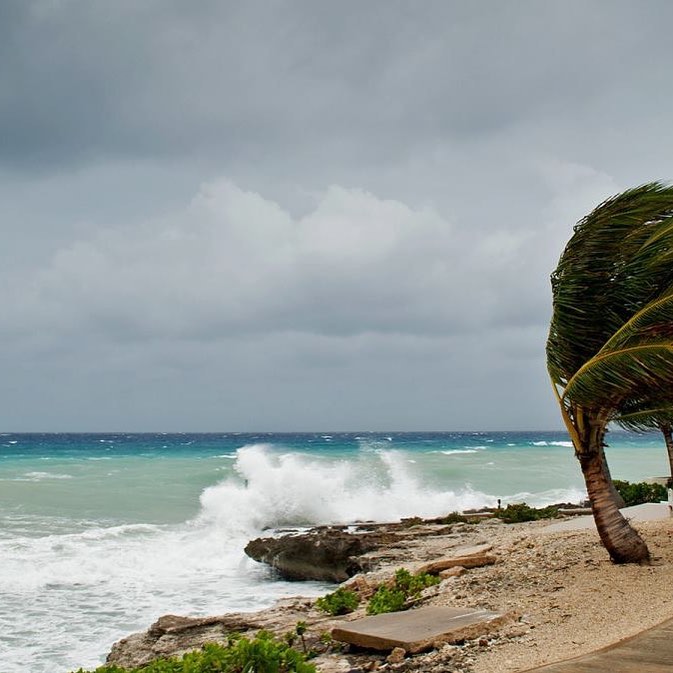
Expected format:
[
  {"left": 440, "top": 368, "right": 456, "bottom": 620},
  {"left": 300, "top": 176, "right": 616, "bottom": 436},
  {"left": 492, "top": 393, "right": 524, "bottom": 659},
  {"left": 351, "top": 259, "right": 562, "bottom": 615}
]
[
  {"left": 521, "top": 617, "right": 673, "bottom": 672},
  {"left": 332, "top": 606, "right": 506, "bottom": 653}
]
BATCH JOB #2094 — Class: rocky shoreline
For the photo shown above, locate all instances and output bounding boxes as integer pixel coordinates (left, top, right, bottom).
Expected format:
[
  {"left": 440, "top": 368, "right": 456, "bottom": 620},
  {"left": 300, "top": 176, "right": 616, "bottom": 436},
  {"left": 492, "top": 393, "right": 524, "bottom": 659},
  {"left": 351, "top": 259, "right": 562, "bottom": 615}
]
[{"left": 104, "top": 511, "right": 673, "bottom": 673}]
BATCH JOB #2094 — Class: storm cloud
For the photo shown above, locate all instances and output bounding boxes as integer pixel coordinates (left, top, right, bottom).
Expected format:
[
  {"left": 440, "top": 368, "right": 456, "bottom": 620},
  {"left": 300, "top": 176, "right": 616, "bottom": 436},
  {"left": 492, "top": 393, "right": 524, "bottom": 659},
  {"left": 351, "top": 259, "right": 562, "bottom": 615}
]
[{"left": 2, "top": 1, "right": 672, "bottom": 430}]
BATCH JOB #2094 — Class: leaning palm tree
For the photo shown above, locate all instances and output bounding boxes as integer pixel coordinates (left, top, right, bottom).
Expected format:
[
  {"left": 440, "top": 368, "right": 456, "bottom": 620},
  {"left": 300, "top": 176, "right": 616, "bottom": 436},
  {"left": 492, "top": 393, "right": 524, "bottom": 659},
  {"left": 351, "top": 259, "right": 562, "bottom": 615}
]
[{"left": 547, "top": 182, "right": 673, "bottom": 564}]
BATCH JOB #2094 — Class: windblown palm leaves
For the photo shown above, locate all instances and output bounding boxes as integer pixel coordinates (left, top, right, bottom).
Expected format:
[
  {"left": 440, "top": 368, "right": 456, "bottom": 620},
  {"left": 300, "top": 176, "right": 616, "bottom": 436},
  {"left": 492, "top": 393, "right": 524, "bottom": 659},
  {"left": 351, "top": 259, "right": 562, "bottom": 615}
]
[{"left": 547, "top": 182, "right": 673, "bottom": 563}]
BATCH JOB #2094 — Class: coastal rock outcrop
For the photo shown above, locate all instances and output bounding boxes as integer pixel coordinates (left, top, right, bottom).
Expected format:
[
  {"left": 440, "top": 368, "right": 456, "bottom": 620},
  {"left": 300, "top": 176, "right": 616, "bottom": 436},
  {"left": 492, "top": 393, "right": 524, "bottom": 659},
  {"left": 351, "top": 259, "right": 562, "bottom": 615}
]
[
  {"left": 107, "top": 613, "right": 263, "bottom": 669},
  {"left": 244, "top": 528, "right": 377, "bottom": 582},
  {"left": 244, "top": 519, "right": 463, "bottom": 582}
]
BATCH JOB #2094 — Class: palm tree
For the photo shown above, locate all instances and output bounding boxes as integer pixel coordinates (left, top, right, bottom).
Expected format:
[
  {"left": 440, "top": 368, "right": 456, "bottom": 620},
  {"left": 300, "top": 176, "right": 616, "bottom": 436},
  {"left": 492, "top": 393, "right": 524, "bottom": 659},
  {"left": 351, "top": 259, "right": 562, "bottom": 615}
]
[{"left": 547, "top": 183, "right": 673, "bottom": 564}]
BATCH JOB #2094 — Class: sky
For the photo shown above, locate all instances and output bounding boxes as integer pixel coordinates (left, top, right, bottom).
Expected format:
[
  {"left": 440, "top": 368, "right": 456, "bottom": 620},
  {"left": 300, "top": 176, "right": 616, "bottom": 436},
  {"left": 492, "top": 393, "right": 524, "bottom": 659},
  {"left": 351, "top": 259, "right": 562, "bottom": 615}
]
[{"left": 3, "top": 0, "right": 673, "bottom": 431}]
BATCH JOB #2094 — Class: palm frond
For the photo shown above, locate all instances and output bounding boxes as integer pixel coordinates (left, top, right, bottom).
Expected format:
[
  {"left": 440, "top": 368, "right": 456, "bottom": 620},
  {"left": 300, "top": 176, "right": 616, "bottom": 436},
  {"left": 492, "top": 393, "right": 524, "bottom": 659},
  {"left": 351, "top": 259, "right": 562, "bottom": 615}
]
[
  {"left": 615, "top": 405, "right": 673, "bottom": 432},
  {"left": 597, "top": 288, "right": 673, "bottom": 353},
  {"left": 562, "top": 343, "right": 673, "bottom": 409},
  {"left": 547, "top": 182, "right": 673, "bottom": 387}
]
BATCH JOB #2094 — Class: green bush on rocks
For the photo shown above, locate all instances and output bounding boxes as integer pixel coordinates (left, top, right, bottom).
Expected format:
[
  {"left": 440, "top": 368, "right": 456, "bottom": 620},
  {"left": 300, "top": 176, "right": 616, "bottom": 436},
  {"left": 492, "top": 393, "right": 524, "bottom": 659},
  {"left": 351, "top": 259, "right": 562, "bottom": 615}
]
[
  {"left": 366, "top": 568, "right": 439, "bottom": 615},
  {"left": 494, "top": 503, "right": 559, "bottom": 523},
  {"left": 315, "top": 587, "right": 360, "bottom": 615},
  {"left": 70, "top": 632, "right": 317, "bottom": 673}
]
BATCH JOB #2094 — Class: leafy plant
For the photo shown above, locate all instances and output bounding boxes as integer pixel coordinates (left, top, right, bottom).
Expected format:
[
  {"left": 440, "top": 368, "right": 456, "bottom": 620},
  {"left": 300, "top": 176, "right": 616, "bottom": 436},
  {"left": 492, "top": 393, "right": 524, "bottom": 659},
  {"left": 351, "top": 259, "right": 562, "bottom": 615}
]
[
  {"left": 294, "top": 621, "right": 308, "bottom": 654},
  {"left": 315, "top": 587, "right": 360, "bottom": 615},
  {"left": 70, "top": 632, "right": 317, "bottom": 673},
  {"left": 494, "top": 503, "right": 559, "bottom": 523},
  {"left": 367, "top": 585, "right": 407, "bottom": 615},
  {"left": 366, "top": 568, "right": 439, "bottom": 615},
  {"left": 392, "top": 568, "right": 439, "bottom": 596},
  {"left": 613, "top": 480, "right": 667, "bottom": 507}
]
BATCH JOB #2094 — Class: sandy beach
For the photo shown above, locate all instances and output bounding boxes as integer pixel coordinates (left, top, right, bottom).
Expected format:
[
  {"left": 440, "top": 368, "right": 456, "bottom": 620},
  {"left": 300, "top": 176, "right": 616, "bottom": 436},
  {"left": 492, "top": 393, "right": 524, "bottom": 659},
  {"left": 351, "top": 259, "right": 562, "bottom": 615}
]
[
  {"left": 106, "top": 507, "right": 673, "bottom": 673},
  {"left": 451, "top": 516, "right": 673, "bottom": 672}
]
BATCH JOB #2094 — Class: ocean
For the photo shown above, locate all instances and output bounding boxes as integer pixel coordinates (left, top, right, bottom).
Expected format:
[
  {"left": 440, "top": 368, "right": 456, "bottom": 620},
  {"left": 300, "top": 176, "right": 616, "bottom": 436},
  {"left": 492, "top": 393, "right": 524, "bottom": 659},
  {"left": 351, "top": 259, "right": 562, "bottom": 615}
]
[{"left": 0, "top": 430, "right": 669, "bottom": 673}]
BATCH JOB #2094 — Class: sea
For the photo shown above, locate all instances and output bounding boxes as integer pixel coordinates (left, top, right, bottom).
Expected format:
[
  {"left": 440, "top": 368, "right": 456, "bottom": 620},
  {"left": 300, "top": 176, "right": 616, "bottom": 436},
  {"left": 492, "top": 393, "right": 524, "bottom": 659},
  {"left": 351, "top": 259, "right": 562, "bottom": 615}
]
[{"left": 0, "top": 430, "right": 669, "bottom": 673}]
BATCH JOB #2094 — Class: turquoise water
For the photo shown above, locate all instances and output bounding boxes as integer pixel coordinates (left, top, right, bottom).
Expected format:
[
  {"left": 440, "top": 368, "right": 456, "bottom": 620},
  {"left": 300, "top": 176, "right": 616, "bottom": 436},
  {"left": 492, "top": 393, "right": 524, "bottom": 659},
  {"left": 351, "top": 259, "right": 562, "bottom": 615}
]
[{"left": 0, "top": 431, "right": 668, "bottom": 672}]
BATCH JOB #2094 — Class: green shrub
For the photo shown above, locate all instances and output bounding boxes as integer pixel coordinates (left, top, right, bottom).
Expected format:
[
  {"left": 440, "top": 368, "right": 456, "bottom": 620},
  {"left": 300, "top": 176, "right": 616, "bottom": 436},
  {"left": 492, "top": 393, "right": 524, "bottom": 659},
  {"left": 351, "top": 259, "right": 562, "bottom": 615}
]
[
  {"left": 70, "top": 632, "right": 317, "bottom": 673},
  {"left": 392, "top": 568, "right": 439, "bottom": 596},
  {"left": 494, "top": 503, "right": 559, "bottom": 523},
  {"left": 315, "top": 587, "right": 360, "bottom": 615},
  {"left": 367, "top": 586, "right": 407, "bottom": 615},
  {"left": 366, "top": 568, "right": 440, "bottom": 615},
  {"left": 613, "top": 480, "right": 667, "bottom": 507}
]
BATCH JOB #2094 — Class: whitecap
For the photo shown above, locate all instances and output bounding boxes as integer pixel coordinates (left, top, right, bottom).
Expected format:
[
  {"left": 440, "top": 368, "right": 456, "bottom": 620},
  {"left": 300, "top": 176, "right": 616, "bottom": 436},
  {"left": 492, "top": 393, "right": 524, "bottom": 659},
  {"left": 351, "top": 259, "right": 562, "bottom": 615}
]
[
  {"left": 532, "top": 440, "right": 573, "bottom": 448},
  {"left": 439, "top": 449, "right": 478, "bottom": 455},
  {"left": 20, "top": 472, "right": 73, "bottom": 481},
  {"left": 503, "top": 486, "right": 586, "bottom": 507}
]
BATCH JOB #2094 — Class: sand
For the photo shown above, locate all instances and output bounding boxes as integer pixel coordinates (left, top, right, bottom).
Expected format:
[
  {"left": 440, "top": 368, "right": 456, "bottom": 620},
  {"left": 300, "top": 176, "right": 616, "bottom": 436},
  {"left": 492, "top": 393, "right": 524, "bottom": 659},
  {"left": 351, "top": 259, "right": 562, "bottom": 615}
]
[{"left": 444, "top": 516, "right": 673, "bottom": 672}]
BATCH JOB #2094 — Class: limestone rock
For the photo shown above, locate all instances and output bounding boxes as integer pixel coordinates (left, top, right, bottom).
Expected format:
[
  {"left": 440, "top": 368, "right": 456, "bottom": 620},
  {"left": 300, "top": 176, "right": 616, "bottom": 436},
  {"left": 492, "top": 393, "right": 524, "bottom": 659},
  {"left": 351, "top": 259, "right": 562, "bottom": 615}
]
[
  {"left": 387, "top": 647, "right": 407, "bottom": 663},
  {"left": 418, "top": 553, "right": 496, "bottom": 575},
  {"left": 106, "top": 613, "right": 262, "bottom": 669},
  {"left": 343, "top": 573, "right": 377, "bottom": 598},
  {"left": 245, "top": 529, "right": 377, "bottom": 582},
  {"left": 439, "top": 566, "right": 466, "bottom": 579}
]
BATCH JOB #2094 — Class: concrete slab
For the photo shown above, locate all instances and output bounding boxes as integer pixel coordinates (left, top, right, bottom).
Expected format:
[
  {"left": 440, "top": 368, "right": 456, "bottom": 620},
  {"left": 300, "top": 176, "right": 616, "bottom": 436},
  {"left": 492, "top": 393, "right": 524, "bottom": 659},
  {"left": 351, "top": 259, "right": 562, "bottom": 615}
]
[
  {"left": 543, "top": 502, "right": 671, "bottom": 534},
  {"left": 331, "top": 606, "right": 507, "bottom": 653}
]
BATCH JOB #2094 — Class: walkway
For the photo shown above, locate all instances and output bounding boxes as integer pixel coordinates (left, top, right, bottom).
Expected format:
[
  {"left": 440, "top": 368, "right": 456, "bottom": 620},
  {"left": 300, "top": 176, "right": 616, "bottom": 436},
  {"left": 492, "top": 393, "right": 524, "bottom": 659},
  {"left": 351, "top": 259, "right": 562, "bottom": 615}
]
[{"left": 521, "top": 618, "right": 673, "bottom": 672}]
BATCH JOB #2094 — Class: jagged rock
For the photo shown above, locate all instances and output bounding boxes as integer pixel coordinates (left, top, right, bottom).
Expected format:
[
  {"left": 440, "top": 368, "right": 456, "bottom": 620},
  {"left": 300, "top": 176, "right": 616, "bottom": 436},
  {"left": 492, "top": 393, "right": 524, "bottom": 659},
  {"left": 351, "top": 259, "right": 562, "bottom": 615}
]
[
  {"left": 439, "top": 566, "right": 466, "bottom": 579},
  {"left": 245, "top": 519, "right": 476, "bottom": 583},
  {"left": 107, "top": 613, "right": 263, "bottom": 669},
  {"left": 418, "top": 553, "right": 496, "bottom": 575},
  {"left": 387, "top": 647, "right": 407, "bottom": 663},
  {"left": 245, "top": 529, "right": 380, "bottom": 582},
  {"left": 343, "top": 573, "right": 378, "bottom": 598}
]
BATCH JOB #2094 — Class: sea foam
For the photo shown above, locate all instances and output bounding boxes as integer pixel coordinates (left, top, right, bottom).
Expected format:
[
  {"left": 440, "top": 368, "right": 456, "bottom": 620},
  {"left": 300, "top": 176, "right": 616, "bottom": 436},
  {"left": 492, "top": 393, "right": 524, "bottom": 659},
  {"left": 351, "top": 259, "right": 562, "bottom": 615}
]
[{"left": 198, "top": 444, "right": 492, "bottom": 530}]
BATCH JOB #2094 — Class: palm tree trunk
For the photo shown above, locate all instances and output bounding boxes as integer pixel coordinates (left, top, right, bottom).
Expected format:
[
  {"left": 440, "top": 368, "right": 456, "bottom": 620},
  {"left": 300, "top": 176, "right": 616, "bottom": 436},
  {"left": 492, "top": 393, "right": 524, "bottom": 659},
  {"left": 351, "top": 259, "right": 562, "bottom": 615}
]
[
  {"left": 600, "top": 448, "right": 626, "bottom": 508},
  {"left": 660, "top": 424, "right": 673, "bottom": 481},
  {"left": 578, "top": 433, "right": 650, "bottom": 564}
]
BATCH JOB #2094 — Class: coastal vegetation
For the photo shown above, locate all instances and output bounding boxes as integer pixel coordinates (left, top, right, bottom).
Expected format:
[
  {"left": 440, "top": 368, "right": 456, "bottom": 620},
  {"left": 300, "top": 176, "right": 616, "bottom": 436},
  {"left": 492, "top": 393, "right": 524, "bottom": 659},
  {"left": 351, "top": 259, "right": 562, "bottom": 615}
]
[
  {"left": 316, "top": 568, "right": 440, "bottom": 617},
  {"left": 547, "top": 182, "right": 673, "bottom": 563},
  {"left": 71, "top": 632, "right": 317, "bottom": 673},
  {"left": 366, "top": 568, "right": 439, "bottom": 615},
  {"left": 493, "top": 503, "right": 559, "bottom": 523},
  {"left": 613, "top": 480, "right": 667, "bottom": 507},
  {"left": 315, "top": 587, "right": 360, "bottom": 615}
]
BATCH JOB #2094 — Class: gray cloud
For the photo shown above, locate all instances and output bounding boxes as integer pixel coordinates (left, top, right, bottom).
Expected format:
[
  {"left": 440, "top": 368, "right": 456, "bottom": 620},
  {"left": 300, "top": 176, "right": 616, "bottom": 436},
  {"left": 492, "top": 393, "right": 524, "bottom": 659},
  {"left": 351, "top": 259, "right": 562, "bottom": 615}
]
[{"left": 2, "top": 0, "right": 673, "bottom": 430}]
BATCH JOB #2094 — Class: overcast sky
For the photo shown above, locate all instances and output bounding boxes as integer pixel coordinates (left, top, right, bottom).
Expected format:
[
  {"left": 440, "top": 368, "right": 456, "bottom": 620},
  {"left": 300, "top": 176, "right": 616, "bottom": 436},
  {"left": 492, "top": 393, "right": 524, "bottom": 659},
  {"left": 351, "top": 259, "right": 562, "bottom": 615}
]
[{"left": 2, "top": 0, "right": 673, "bottom": 431}]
